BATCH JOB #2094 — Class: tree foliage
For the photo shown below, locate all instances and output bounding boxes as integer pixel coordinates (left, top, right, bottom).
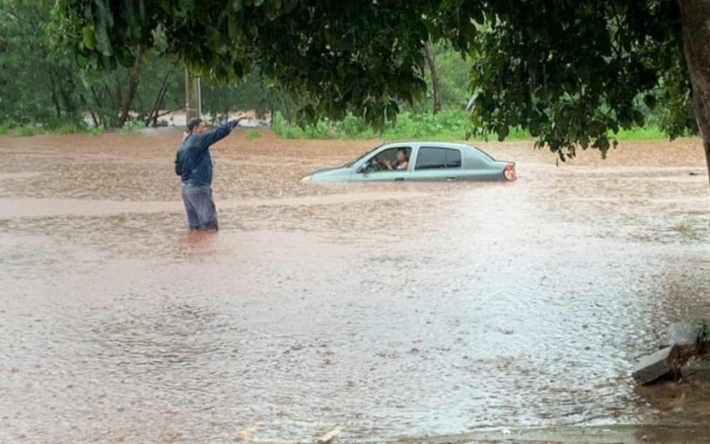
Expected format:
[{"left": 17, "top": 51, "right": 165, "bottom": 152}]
[
  {"left": 0, "top": 0, "right": 76, "bottom": 125},
  {"left": 466, "top": 0, "right": 695, "bottom": 159},
  {"left": 419, "top": 42, "right": 472, "bottom": 112},
  {"left": 53, "top": 0, "right": 700, "bottom": 160},
  {"left": 0, "top": 0, "right": 186, "bottom": 128},
  {"left": 201, "top": 70, "right": 299, "bottom": 123},
  {"left": 53, "top": 0, "right": 480, "bottom": 127}
]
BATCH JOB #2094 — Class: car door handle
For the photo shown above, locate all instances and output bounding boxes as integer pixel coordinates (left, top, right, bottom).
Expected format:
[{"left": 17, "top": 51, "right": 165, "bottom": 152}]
[
  {"left": 394, "top": 178, "right": 404, "bottom": 182},
  {"left": 446, "top": 176, "right": 457, "bottom": 181}
]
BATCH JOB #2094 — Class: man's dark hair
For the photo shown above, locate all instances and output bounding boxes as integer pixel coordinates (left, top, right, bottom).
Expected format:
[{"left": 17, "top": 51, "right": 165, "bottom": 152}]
[{"left": 187, "top": 117, "right": 203, "bottom": 133}]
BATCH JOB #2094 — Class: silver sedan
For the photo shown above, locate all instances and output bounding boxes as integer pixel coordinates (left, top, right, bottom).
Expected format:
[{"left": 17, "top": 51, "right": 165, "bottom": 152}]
[{"left": 301, "top": 142, "right": 516, "bottom": 182}]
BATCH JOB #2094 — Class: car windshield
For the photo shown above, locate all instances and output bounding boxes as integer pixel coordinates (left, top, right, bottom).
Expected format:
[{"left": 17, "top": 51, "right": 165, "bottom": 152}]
[{"left": 342, "top": 144, "right": 383, "bottom": 168}]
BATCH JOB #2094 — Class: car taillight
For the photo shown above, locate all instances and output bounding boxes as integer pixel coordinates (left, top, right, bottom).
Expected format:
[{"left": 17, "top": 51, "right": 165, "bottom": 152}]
[{"left": 504, "top": 163, "right": 516, "bottom": 181}]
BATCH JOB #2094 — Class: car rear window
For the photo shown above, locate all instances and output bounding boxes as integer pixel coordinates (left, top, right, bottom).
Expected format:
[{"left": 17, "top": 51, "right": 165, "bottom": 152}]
[
  {"left": 468, "top": 145, "right": 495, "bottom": 161},
  {"left": 415, "top": 147, "right": 462, "bottom": 170}
]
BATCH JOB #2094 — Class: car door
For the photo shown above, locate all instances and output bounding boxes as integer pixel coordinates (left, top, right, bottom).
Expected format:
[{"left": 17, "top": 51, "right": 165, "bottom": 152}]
[
  {"left": 350, "top": 146, "right": 412, "bottom": 182},
  {"left": 408, "top": 146, "right": 464, "bottom": 181}
]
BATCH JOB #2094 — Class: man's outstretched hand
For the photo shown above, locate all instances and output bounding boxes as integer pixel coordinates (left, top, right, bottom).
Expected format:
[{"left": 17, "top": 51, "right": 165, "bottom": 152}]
[{"left": 229, "top": 113, "right": 249, "bottom": 127}]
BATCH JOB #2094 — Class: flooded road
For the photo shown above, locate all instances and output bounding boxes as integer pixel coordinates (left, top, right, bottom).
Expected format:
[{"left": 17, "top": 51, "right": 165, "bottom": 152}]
[{"left": 1, "top": 130, "right": 710, "bottom": 443}]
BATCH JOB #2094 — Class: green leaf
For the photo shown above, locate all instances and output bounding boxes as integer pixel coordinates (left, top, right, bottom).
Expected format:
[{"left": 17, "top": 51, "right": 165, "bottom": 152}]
[
  {"left": 228, "top": 18, "right": 238, "bottom": 40},
  {"left": 247, "top": 21, "right": 258, "bottom": 37},
  {"left": 179, "top": 0, "right": 195, "bottom": 11},
  {"left": 82, "top": 26, "right": 95, "bottom": 49},
  {"left": 232, "top": 0, "right": 243, "bottom": 11}
]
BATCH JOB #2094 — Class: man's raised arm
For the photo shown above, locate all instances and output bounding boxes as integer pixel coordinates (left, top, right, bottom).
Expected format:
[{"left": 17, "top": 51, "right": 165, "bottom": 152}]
[{"left": 194, "top": 115, "right": 248, "bottom": 148}]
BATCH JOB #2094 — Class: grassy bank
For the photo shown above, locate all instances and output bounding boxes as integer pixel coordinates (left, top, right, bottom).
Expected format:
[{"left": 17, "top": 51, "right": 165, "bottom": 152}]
[
  {"left": 1, "top": 114, "right": 674, "bottom": 142},
  {"left": 271, "top": 110, "right": 673, "bottom": 142},
  {"left": 614, "top": 126, "right": 668, "bottom": 140},
  {"left": 0, "top": 120, "right": 147, "bottom": 137}
]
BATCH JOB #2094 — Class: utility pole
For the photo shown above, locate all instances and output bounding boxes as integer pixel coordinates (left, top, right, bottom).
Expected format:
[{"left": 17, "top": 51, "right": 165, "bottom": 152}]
[{"left": 185, "top": 68, "right": 201, "bottom": 121}]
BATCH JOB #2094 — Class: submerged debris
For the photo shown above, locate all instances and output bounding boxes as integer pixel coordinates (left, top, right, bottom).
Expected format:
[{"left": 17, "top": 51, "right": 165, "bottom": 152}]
[
  {"left": 632, "top": 345, "right": 679, "bottom": 385},
  {"left": 634, "top": 320, "right": 709, "bottom": 385}
]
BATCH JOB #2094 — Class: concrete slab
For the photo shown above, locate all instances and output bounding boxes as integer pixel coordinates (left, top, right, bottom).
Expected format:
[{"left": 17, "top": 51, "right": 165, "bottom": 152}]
[
  {"left": 632, "top": 345, "right": 679, "bottom": 385},
  {"left": 661, "top": 321, "right": 700, "bottom": 357}
]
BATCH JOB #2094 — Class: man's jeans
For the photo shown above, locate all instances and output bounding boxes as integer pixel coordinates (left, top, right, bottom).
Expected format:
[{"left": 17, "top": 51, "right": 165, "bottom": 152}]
[{"left": 181, "top": 184, "right": 218, "bottom": 231}]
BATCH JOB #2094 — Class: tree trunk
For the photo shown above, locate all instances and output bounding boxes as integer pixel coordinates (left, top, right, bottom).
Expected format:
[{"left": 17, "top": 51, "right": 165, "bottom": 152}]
[
  {"left": 117, "top": 50, "right": 143, "bottom": 128},
  {"left": 280, "top": 94, "right": 293, "bottom": 121},
  {"left": 185, "top": 70, "right": 201, "bottom": 121},
  {"left": 145, "top": 67, "right": 175, "bottom": 127},
  {"left": 80, "top": 94, "right": 99, "bottom": 127},
  {"left": 101, "top": 81, "right": 116, "bottom": 114},
  {"left": 51, "top": 90, "right": 62, "bottom": 118},
  {"left": 58, "top": 87, "right": 74, "bottom": 114},
  {"left": 116, "top": 82, "right": 123, "bottom": 111},
  {"left": 678, "top": 0, "right": 710, "bottom": 184},
  {"left": 146, "top": 83, "right": 168, "bottom": 127},
  {"left": 422, "top": 42, "right": 441, "bottom": 115},
  {"left": 91, "top": 86, "right": 103, "bottom": 109}
]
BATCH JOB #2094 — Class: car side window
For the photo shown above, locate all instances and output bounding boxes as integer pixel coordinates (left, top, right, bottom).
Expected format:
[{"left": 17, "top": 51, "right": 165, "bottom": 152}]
[
  {"left": 362, "top": 147, "right": 411, "bottom": 173},
  {"left": 415, "top": 148, "right": 462, "bottom": 170},
  {"left": 446, "top": 149, "right": 462, "bottom": 168}
]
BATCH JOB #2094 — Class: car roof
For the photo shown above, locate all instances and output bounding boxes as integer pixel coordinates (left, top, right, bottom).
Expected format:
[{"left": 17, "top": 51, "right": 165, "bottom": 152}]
[{"left": 381, "top": 141, "right": 476, "bottom": 150}]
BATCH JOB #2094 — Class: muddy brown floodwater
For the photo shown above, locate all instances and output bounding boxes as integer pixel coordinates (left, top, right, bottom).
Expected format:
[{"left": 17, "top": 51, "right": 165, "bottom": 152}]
[{"left": 1, "top": 129, "right": 710, "bottom": 444}]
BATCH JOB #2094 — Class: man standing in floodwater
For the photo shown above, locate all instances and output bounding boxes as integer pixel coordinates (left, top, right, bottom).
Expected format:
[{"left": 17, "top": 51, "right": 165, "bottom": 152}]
[{"left": 175, "top": 116, "right": 246, "bottom": 231}]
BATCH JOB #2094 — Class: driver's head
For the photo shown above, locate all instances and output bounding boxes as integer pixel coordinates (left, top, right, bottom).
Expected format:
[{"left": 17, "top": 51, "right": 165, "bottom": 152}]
[{"left": 397, "top": 148, "right": 408, "bottom": 162}]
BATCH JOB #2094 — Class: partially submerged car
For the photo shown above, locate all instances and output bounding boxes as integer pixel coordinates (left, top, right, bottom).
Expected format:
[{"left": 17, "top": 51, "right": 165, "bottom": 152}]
[{"left": 301, "top": 142, "right": 516, "bottom": 182}]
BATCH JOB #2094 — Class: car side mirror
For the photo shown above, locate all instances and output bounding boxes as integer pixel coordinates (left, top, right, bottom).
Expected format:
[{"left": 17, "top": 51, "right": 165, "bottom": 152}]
[{"left": 357, "top": 164, "right": 367, "bottom": 174}]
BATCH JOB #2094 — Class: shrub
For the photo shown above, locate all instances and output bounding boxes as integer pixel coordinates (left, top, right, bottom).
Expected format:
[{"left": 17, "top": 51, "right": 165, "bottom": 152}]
[
  {"left": 16, "top": 126, "right": 41, "bottom": 137},
  {"left": 692, "top": 319, "right": 710, "bottom": 345},
  {"left": 87, "top": 124, "right": 105, "bottom": 136},
  {"left": 246, "top": 129, "right": 262, "bottom": 139},
  {"left": 0, "top": 121, "right": 10, "bottom": 135},
  {"left": 333, "top": 113, "right": 374, "bottom": 139},
  {"left": 120, "top": 120, "right": 144, "bottom": 135},
  {"left": 271, "top": 112, "right": 297, "bottom": 138},
  {"left": 53, "top": 122, "right": 80, "bottom": 135},
  {"left": 270, "top": 108, "right": 534, "bottom": 141},
  {"left": 303, "top": 119, "right": 332, "bottom": 139}
]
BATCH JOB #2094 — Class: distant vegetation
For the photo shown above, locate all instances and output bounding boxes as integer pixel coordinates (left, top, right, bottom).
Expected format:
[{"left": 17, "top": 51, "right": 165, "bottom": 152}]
[{"left": 272, "top": 109, "right": 674, "bottom": 142}]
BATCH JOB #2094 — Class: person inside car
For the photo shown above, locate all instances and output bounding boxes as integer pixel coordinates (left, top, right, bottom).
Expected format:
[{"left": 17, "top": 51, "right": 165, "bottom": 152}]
[{"left": 381, "top": 148, "right": 409, "bottom": 170}]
